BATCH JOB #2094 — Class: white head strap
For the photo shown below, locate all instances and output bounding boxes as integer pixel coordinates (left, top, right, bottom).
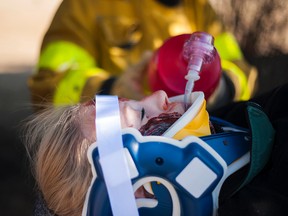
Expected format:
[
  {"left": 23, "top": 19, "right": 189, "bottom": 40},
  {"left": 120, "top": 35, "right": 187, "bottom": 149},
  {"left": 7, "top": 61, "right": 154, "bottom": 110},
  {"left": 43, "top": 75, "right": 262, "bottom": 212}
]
[{"left": 95, "top": 95, "right": 139, "bottom": 216}]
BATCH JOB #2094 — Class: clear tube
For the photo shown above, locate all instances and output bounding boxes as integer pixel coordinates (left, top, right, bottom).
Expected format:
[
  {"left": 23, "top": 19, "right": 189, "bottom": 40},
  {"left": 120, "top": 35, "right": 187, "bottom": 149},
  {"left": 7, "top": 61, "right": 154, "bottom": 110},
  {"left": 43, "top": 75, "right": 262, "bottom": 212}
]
[{"left": 183, "top": 32, "right": 216, "bottom": 109}]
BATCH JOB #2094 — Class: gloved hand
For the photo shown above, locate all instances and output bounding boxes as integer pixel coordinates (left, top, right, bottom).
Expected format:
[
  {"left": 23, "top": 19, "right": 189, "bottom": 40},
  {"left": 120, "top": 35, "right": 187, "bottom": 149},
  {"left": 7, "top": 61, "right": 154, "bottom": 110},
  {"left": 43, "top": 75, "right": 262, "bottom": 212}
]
[{"left": 111, "top": 51, "right": 153, "bottom": 100}]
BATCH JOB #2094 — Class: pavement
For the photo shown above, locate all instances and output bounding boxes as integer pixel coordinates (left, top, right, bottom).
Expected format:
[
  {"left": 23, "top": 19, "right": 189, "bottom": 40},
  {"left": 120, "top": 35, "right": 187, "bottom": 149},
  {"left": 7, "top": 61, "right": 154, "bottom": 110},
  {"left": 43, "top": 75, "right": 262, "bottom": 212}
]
[{"left": 0, "top": 0, "right": 61, "bottom": 215}]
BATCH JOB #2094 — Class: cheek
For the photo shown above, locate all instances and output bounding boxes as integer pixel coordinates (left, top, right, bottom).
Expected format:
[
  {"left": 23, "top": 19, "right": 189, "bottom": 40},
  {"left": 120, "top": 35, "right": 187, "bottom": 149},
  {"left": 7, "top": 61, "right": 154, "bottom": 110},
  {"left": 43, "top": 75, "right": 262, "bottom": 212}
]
[
  {"left": 169, "top": 103, "right": 185, "bottom": 114},
  {"left": 120, "top": 105, "right": 141, "bottom": 129},
  {"left": 120, "top": 104, "right": 141, "bottom": 128}
]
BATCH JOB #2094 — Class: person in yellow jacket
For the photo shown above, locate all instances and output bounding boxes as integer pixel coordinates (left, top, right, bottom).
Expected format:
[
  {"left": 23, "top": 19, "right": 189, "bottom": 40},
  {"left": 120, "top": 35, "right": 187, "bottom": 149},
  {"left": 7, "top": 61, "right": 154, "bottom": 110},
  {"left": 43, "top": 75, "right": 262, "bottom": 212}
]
[{"left": 28, "top": 0, "right": 257, "bottom": 109}]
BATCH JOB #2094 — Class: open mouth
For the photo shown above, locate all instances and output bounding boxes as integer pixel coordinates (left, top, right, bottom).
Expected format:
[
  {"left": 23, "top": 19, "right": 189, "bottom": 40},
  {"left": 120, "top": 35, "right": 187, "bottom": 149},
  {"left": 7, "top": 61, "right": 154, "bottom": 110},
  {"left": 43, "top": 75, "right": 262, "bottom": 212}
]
[
  {"left": 139, "top": 112, "right": 182, "bottom": 136},
  {"left": 135, "top": 183, "right": 155, "bottom": 199},
  {"left": 134, "top": 183, "right": 160, "bottom": 209}
]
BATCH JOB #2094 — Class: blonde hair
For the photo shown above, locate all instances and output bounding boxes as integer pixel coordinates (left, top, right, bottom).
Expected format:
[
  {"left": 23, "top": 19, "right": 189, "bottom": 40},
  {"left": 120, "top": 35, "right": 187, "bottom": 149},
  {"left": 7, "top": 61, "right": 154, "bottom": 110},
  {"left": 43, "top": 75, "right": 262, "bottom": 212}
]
[{"left": 24, "top": 105, "right": 94, "bottom": 216}]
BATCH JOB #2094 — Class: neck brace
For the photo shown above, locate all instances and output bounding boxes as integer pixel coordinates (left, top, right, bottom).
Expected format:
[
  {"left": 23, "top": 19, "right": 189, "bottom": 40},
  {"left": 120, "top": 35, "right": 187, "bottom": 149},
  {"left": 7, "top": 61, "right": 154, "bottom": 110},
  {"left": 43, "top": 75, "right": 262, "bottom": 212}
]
[
  {"left": 82, "top": 92, "right": 274, "bottom": 216},
  {"left": 163, "top": 92, "right": 211, "bottom": 139}
]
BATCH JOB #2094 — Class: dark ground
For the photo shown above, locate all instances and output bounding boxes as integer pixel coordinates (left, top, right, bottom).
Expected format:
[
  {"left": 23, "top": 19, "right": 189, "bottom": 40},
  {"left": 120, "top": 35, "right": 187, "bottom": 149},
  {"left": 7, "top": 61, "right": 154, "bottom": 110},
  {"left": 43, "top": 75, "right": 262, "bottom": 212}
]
[
  {"left": 0, "top": 69, "right": 35, "bottom": 216},
  {"left": 0, "top": 1, "right": 60, "bottom": 214}
]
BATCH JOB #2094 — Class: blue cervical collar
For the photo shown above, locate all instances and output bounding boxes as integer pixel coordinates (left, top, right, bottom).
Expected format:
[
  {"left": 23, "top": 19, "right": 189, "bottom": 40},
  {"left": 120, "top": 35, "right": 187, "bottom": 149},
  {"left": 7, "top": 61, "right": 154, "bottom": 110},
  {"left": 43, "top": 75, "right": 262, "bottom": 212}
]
[
  {"left": 82, "top": 94, "right": 274, "bottom": 216},
  {"left": 85, "top": 124, "right": 250, "bottom": 216}
]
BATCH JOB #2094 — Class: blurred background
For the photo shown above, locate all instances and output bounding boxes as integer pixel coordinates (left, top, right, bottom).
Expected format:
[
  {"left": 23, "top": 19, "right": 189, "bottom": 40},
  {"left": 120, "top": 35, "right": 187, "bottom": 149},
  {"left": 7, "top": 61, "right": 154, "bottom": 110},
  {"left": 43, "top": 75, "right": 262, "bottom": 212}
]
[
  {"left": 210, "top": 0, "right": 288, "bottom": 95},
  {"left": 1, "top": 0, "right": 288, "bottom": 215},
  {"left": 0, "top": 0, "right": 61, "bottom": 215}
]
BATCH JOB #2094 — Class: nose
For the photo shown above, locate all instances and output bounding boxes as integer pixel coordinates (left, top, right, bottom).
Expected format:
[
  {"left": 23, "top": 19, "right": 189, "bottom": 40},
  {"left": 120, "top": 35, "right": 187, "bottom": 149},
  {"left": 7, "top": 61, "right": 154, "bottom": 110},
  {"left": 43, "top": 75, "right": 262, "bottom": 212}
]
[
  {"left": 141, "top": 90, "right": 171, "bottom": 118},
  {"left": 148, "top": 90, "right": 169, "bottom": 109}
]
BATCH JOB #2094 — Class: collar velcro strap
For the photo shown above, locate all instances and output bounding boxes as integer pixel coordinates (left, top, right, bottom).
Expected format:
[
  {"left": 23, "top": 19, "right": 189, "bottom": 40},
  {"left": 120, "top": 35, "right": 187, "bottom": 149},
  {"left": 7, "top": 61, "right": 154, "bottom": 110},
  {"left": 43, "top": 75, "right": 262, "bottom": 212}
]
[{"left": 238, "top": 102, "right": 275, "bottom": 190}]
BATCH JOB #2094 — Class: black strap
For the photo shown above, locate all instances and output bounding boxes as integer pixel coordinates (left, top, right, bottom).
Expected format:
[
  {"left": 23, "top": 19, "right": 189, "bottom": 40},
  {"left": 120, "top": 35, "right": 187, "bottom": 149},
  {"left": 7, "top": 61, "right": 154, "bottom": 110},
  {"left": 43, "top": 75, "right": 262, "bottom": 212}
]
[{"left": 98, "top": 77, "right": 117, "bottom": 95}]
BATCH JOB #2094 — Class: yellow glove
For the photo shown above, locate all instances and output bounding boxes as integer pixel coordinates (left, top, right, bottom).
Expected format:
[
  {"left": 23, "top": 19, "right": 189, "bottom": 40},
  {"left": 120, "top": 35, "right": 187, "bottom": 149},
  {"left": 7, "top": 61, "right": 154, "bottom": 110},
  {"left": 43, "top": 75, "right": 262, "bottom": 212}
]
[{"left": 111, "top": 51, "right": 153, "bottom": 100}]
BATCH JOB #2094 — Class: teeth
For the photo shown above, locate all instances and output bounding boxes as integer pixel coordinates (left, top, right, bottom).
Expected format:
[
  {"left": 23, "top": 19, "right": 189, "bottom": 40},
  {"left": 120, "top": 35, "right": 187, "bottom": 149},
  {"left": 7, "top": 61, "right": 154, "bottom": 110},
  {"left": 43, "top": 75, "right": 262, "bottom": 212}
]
[{"left": 143, "top": 183, "right": 154, "bottom": 195}]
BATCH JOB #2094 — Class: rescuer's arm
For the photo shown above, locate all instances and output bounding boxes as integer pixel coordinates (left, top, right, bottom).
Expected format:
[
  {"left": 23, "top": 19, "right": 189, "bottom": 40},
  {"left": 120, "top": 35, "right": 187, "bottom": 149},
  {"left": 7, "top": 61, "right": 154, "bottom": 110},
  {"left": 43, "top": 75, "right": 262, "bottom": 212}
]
[
  {"left": 28, "top": 0, "right": 148, "bottom": 109},
  {"left": 28, "top": 0, "right": 107, "bottom": 107},
  {"left": 214, "top": 33, "right": 258, "bottom": 101}
]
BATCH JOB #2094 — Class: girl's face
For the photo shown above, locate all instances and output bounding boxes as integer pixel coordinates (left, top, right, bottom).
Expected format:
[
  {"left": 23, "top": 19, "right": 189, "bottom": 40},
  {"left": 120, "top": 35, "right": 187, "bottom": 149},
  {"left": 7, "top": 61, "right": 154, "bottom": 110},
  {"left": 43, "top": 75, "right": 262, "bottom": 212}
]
[
  {"left": 80, "top": 90, "right": 185, "bottom": 140},
  {"left": 118, "top": 90, "right": 185, "bottom": 130}
]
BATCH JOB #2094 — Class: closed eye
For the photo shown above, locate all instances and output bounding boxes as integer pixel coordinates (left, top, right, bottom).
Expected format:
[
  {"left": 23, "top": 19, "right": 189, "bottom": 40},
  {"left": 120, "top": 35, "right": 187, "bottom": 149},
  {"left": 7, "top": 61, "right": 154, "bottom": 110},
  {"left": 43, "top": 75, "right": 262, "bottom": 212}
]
[{"left": 141, "top": 108, "right": 145, "bottom": 120}]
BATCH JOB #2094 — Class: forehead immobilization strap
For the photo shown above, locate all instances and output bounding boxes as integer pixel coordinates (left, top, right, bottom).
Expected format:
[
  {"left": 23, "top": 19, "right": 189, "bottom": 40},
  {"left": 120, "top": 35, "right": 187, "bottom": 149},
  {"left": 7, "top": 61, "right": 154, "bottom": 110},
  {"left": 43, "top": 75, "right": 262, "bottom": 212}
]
[{"left": 95, "top": 95, "right": 139, "bottom": 216}]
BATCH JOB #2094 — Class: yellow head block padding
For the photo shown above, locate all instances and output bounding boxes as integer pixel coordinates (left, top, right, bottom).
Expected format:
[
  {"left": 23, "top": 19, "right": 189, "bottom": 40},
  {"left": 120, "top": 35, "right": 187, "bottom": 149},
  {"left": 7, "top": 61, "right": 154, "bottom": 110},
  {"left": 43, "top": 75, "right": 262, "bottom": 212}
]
[{"left": 173, "top": 100, "right": 211, "bottom": 140}]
